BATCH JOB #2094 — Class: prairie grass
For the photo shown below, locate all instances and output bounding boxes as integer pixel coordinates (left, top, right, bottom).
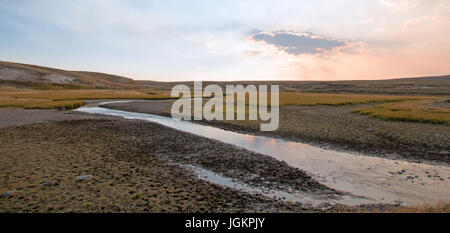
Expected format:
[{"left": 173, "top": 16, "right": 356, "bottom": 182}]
[
  {"left": 1, "top": 88, "right": 448, "bottom": 126},
  {"left": 215, "top": 92, "right": 449, "bottom": 125},
  {"left": 0, "top": 89, "right": 173, "bottom": 100},
  {"left": 352, "top": 98, "right": 450, "bottom": 125},
  {"left": 0, "top": 98, "right": 84, "bottom": 110},
  {"left": 224, "top": 92, "right": 414, "bottom": 107},
  {"left": 0, "top": 89, "right": 174, "bottom": 109},
  {"left": 279, "top": 94, "right": 450, "bottom": 126},
  {"left": 277, "top": 92, "right": 415, "bottom": 106}
]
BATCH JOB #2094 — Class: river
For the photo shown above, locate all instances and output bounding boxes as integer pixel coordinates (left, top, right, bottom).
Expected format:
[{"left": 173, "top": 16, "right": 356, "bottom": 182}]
[{"left": 76, "top": 101, "right": 450, "bottom": 206}]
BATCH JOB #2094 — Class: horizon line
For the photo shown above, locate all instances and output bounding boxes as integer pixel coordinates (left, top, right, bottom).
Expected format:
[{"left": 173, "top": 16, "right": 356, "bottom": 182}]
[{"left": 2, "top": 60, "right": 449, "bottom": 83}]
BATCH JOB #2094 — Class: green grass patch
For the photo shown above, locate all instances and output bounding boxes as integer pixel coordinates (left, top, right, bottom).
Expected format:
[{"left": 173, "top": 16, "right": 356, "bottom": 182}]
[
  {"left": 0, "top": 89, "right": 175, "bottom": 110},
  {"left": 0, "top": 98, "right": 85, "bottom": 110},
  {"left": 352, "top": 99, "right": 450, "bottom": 125},
  {"left": 277, "top": 92, "right": 415, "bottom": 106}
]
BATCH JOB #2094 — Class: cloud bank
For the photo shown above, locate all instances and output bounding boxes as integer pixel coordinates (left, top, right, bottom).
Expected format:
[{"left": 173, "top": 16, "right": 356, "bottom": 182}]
[{"left": 251, "top": 32, "right": 347, "bottom": 55}]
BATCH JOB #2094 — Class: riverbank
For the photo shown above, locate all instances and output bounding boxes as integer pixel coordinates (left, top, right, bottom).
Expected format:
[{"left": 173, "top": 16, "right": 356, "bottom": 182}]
[
  {"left": 103, "top": 101, "right": 450, "bottom": 165},
  {"left": 0, "top": 108, "right": 344, "bottom": 212},
  {"left": 2, "top": 107, "right": 449, "bottom": 212}
]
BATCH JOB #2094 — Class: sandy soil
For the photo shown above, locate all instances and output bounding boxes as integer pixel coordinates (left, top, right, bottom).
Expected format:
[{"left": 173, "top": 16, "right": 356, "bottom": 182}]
[
  {"left": 104, "top": 101, "right": 450, "bottom": 165},
  {"left": 0, "top": 109, "right": 340, "bottom": 213}
]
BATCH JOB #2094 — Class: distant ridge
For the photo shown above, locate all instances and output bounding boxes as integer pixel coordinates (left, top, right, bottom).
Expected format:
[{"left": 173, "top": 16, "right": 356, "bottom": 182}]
[
  {"left": 1, "top": 60, "right": 449, "bottom": 95},
  {"left": 0, "top": 61, "right": 138, "bottom": 89}
]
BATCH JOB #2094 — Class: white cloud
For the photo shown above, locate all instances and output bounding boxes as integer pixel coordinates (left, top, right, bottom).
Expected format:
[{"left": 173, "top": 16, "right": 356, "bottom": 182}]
[
  {"left": 379, "top": 0, "right": 420, "bottom": 12},
  {"left": 361, "top": 17, "right": 375, "bottom": 24}
]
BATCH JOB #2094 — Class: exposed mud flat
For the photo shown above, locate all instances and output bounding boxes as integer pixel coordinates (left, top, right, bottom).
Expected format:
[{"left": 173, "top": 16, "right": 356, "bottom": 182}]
[
  {"left": 99, "top": 101, "right": 450, "bottom": 206},
  {"left": 104, "top": 101, "right": 450, "bottom": 165},
  {"left": 1, "top": 103, "right": 448, "bottom": 212},
  {"left": 0, "top": 109, "right": 343, "bottom": 212}
]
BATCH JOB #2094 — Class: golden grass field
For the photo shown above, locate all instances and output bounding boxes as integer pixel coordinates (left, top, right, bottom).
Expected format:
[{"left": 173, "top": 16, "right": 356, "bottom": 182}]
[
  {"left": 0, "top": 89, "right": 174, "bottom": 110},
  {"left": 0, "top": 98, "right": 85, "bottom": 110},
  {"left": 1, "top": 88, "right": 449, "bottom": 125},
  {"left": 277, "top": 92, "right": 414, "bottom": 106},
  {"left": 352, "top": 98, "right": 450, "bottom": 125},
  {"left": 224, "top": 91, "right": 415, "bottom": 106},
  {"left": 276, "top": 92, "right": 449, "bottom": 125},
  {"left": 217, "top": 92, "right": 450, "bottom": 125}
]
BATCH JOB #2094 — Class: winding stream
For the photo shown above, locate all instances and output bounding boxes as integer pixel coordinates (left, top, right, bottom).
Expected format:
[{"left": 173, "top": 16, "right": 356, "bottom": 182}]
[{"left": 76, "top": 101, "right": 450, "bottom": 206}]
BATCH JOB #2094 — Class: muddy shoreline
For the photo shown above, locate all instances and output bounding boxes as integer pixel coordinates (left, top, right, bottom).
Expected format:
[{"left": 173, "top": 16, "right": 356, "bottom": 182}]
[
  {"left": 0, "top": 109, "right": 350, "bottom": 212},
  {"left": 102, "top": 101, "right": 450, "bottom": 165}
]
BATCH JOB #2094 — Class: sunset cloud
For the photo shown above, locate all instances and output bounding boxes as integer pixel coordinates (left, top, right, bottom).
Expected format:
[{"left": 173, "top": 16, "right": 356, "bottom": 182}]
[{"left": 250, "top": 32, "right": 347, "bottom": 56}]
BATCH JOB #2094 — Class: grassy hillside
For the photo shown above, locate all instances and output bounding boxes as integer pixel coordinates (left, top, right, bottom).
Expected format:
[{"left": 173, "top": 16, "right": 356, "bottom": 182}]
[
  {"left": 0, "top": 61, "right": 139, "bottom": 89},
  {"left": 2, "top": 60, "right": 450, "bottom": 95}
]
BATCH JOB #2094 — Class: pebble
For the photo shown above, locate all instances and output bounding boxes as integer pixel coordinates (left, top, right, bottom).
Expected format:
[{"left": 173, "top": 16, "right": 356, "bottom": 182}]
[
  {"left": 1, "top": 190, "right": 14, "bottom": 198},
  {"left": 76, "top": 174, "right": 92, "bottom": 181},
  {"left": 42, "top": 181, "right": 52, "bottom": 187}
]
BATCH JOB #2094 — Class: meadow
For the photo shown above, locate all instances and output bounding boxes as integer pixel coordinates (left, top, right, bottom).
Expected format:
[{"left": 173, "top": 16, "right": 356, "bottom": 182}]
[
  {"left": 0, "top": 89, "right": 174, "bottom": 110},
  {"left": 1, "top": 87, "right": 449, "bottom": 125},
  {"left": 352, "top": 98, "right": 450, "bottom": 125},
  {"left": 216, "top": 92, "right": 450, "bottom": 125},
  {"left": 277, "top": 92, "right": 449, "bottom": 125}
]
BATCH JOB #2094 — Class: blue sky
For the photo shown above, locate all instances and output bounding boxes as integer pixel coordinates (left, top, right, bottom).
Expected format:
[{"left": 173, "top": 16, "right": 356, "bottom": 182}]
[{"left": 0, "top": 0, "right": 449, "bottom": 81}]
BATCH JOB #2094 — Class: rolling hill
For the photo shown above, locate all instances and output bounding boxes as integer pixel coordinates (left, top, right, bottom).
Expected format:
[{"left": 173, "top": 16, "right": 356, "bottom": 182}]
[
  {"left": 1, "top": 60, "right": 449, "bottom": 95},
  {"left": 0, "top": 61, "right": 139, "bottom": 89}
]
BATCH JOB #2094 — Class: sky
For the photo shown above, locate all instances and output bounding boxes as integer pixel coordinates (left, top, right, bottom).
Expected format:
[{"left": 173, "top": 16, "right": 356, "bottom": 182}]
[{"left": 0, "top": 0, "right": 449, "bottom": 81}]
